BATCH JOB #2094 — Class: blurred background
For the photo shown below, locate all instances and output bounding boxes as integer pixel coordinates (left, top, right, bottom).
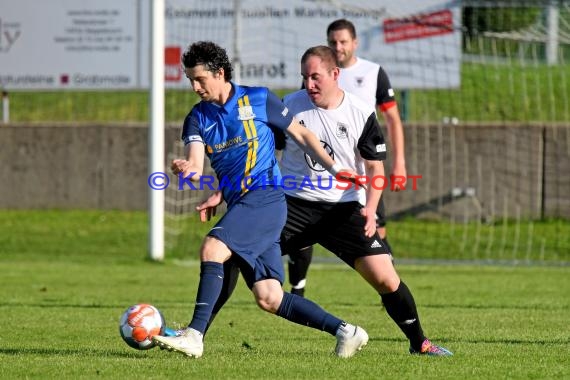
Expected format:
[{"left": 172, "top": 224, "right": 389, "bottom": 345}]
[{"left": 1, "top": 0, "right": 568, "bottom": 264}]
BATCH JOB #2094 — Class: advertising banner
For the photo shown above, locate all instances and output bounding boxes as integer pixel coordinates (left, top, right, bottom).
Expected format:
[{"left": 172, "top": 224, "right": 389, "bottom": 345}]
[{"left": 0, "top": 0, "right": 460, "bottom": 90}]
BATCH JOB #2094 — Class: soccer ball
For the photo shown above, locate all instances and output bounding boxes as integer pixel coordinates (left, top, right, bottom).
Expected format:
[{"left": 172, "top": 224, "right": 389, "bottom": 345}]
[{"left": 119, "top": 304, "right": 165, "bottom": 350}]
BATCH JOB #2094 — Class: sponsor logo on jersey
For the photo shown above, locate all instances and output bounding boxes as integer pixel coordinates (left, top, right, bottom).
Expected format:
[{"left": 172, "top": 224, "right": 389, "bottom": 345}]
[
  {"left": 336, "top": 123, "right": 348, "bottom": 139},
  {"left": 305, "top": 140, "right": 334, "bottom": 172}
]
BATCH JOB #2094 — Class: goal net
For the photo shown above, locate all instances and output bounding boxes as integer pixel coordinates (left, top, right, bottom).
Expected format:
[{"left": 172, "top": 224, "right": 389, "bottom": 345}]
[{"left": 162, "top": 0, "right": 570, "bottom": 264}]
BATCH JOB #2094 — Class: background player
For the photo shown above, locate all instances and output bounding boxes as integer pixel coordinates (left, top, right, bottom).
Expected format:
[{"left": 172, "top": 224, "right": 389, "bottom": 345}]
[{"left": 288, "top": 18, "right": 407, "bottom": 297}]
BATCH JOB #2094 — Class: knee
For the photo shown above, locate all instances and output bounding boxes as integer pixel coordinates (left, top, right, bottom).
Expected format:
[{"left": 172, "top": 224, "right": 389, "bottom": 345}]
[
  {"left": 254, "top": 290, "right": 282, "bottom": 314},
  {"left": 200, "top": 236, "right": 231, "bottom": 262}
]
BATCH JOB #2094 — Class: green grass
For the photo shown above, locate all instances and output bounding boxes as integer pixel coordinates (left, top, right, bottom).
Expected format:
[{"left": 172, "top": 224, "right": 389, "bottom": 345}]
[
  {"left": 1, "top": 210, "right": 569, "bottom": 379},
  {"left": 166, "top": 212, "right": 570, "bottom": 263},
  {"left": 6, "top": 62, "right": 570, "bottom": 124}
]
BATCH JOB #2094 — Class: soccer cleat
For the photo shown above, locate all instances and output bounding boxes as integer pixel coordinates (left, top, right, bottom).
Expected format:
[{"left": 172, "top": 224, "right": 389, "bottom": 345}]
[
  {"left": 334, "top": 323, "right": 369, "bottom": 358},
  {"left": 409, "top": 339, "right": 453, "bottom": 356},
  {"left": 163, "top": 327, "right": 181, "bottom": 337},
  {"left": 153, "top": 328, "right": 204, "bottom": 358}
]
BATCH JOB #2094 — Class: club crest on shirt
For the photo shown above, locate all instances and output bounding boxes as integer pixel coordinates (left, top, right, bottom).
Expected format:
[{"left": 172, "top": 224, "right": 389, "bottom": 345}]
[
  {"left": 305, "top": 140, "right": 334, "bottom": 172},
  {"left": 336, "top": 123, "right": 348, "bottom": 139},
  {"left": 355, "top": 77, "right": 365, "bottom": 87},
  {"left": 238, "top": 105, "right": 256, "bottom": 120}
]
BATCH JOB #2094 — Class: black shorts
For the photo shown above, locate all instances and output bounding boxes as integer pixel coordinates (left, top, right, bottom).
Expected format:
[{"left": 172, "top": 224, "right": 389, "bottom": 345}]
[
  {"left": 280, "top": 195, "right": 390, "bottom": 268},
  {"left": 376, "top": 197, "right": 387, "bottom": 228}
]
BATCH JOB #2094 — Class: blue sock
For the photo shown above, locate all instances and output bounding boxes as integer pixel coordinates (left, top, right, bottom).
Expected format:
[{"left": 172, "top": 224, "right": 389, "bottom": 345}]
[
  {"left": 188, "top": 261, "right": 224, "bottom": 334},
  {"left": 276, "top": 292, "right": 343, "bottom": 336}
]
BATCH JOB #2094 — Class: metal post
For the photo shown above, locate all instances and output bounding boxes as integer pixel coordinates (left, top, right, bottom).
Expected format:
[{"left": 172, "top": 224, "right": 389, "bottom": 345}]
[
  {"left": 149, "top": 0, "right": 165, "bottom": 261},
  {"left": 546, "top": 1, "right": 559, "bottom": 65},
  {"left": 2, "top": 90, "right": 9, "bottom": 124}
]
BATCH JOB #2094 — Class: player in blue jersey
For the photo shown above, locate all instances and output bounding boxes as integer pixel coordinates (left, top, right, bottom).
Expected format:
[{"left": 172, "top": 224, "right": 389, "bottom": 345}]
[{"left": 152, "top": 41, "right": 368, "bottom": 359}]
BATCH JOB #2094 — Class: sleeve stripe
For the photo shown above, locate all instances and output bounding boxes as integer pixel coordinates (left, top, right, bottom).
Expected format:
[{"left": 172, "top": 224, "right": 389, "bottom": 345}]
[{"left": 379, "top": 100, "right": 397, "bottom": 112}]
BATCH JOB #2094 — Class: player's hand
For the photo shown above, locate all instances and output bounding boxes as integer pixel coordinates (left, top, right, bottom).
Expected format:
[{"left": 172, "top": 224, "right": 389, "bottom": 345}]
[
  {"left": 391, "top": 162, "right": 407, "bottom": 191},
  {"left": 171, "top": 159, "right": 191, "bottom": 177},
  {"left": 360, "top": 207, "right": 377, "bottom": 237},
  {"left": 336, "top": 169, "right": 368, "bottom": 190},
  {"left": 196, "top": 191, "right": 223, "bottom": 222}
]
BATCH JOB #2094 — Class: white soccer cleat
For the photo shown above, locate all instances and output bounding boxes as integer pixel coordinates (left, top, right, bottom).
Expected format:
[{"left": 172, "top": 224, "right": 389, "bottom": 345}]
[
  {"left": 153, "top": 327, "right": 204, "bottom": 358},
  {"left": 334, "top": 323, "right": 369, "bottom": 358}
]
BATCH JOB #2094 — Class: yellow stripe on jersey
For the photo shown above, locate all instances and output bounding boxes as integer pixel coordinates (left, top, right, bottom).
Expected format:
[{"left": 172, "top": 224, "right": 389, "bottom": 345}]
[
  {"left": 244, "top": 96, "right": 258, "bottom": 189},
  {"left": 237, "top": 96, "right": 257, "bottom": 193}
]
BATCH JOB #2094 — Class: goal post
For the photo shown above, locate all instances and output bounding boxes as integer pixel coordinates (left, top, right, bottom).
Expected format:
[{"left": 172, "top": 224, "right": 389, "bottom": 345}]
[{"left": 149, "top": 0, "right": 166, "bottom": 261}]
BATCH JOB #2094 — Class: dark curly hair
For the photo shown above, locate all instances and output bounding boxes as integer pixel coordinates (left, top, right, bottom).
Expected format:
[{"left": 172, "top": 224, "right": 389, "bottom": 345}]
[{"left": 181, "top": 41, "right": 233, "bottom": 81}]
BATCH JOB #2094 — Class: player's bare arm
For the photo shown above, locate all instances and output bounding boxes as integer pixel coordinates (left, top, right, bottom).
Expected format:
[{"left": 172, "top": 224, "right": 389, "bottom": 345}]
[
  {"left": 362, "top": 159, "right": 384, "bottom": 237},
  {"left": 171, "top": 141, "right": 205, "bottom": 180},
  {"left": 381, "top": 105, "right": 407, "bottom": 191}
]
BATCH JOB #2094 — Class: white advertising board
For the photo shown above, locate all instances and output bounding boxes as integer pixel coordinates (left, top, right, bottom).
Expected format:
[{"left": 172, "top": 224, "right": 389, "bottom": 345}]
[
  {"left": 0, "top": 0, "right": 142, "bottom": 89},
  {"left": 0, "top": 0, "right": 461, "bottom": 90}
]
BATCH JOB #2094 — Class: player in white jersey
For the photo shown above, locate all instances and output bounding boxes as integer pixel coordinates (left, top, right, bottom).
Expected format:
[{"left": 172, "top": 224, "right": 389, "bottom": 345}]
[
  {"left": 278, "top": 46, "right": 451, "bottom": 356},
  {"left": 204, "top": 46, "right": 452, "bottom": 356},
  {"left": 287, "top": 18, "right": 407, "bottom": 297}
]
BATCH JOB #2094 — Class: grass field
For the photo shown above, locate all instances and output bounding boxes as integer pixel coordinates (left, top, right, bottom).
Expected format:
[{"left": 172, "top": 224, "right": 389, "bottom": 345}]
[{"left": 1, "top": 210, "right": 569, "bottom": 379}]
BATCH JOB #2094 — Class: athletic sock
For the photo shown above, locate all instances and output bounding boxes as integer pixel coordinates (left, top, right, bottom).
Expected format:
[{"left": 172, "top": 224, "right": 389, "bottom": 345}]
[
  {"left": 276, "top": 292, "right": 342, "bottom": 336},
  {"left": 288, "top": 246, "right": 313, "bottom": 295},
  {"left": 380, "top": 281, "right": 426, "bottom": 351},
  {"left": 188, "top": 261, "right": 225, "bottom": 334},
  {"left": 205, "top": 260, "right": 240, "bottom": 336}
]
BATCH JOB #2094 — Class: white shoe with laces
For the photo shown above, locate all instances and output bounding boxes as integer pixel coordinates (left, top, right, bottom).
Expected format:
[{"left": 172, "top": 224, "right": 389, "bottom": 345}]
[
  {"left": 334, "top": 323, "right": 369, "bottom": 358},
  {"left": 153, "top": 328, "right": 204, "bottom": 358}
]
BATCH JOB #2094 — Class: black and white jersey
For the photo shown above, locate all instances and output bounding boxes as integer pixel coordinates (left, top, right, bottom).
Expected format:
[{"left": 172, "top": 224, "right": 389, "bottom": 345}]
[
  {"left": 338, "top": 57, "right": 396, "bottom": 112},
  {"left": 281, "top": 90, "right": 386, "bottom": 203}
]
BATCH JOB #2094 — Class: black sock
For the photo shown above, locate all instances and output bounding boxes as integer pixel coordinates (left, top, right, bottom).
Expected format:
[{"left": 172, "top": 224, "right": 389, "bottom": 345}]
[
  {"left": 380, "top": 281, "right": 426, "bottom": 351},
  {"left": 288, "top": 246, "right": 313, "bottom": 295}
]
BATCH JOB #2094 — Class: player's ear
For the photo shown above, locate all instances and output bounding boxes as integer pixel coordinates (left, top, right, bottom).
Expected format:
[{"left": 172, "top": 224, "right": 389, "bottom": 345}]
[
  {"left": 215, "top": 67, "right": 224, "bottom": 79},
  {"left": 331, "top": 66, "right": 340, "bottom": 80}
]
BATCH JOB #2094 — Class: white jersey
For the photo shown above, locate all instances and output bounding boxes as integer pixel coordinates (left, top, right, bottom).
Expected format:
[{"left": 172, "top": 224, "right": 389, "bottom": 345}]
[
  {"left": 280, "top": 90, "right": 386, "bottom": 203},
  {"left": 338, "top": 57, "right": 380, "bottom": 107}
]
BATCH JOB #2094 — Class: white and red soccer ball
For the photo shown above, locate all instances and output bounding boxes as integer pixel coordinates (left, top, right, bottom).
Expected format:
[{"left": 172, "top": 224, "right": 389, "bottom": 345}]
[{"left": 119, "top": 304, "right": 165, "bottom": 350}]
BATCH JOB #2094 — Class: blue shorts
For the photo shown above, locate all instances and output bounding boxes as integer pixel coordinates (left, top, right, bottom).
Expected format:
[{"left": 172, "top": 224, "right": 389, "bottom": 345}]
[{"left": 208, "top": 188, "right": 287, "bottom": 287}]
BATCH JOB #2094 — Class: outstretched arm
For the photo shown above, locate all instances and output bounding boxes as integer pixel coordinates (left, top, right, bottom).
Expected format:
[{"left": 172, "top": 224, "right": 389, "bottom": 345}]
[{"left": 171, "top": 142, "right": 205, "bottom": 181}]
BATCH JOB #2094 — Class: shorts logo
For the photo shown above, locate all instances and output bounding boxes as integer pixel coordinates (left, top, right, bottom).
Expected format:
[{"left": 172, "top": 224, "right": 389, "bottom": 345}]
[
  {"left": 305, "top": 140, "right": 334, "bottom": 172},
  {"left": 238, "top": 105, "right": 256, "bottom": 120},
  {"left": 370, "top": 240, "right": 382, "bottom": 248},
  {"left": 336, "top": 123, "right": 348, "bottom": 139},
  {"left": 376, "top": 144, "right": 386, "bottom": 152}
]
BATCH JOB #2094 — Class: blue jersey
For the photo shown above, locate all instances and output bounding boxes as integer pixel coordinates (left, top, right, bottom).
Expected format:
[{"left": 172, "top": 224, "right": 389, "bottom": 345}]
[{"left": 182, "top": 83, "right": 293, "bottom": 207}]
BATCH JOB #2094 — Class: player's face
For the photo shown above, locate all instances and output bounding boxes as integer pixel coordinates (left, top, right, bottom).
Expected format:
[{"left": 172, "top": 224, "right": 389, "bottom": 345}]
[
  {"left": 327, "top": 29, "right": 357, "bottom": 68},
  {"left": 184, "top": 65, "right": 225, "bottom": 103},
  {"left": 301, "top": 55, "right": 339, "bottom": 109}
]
